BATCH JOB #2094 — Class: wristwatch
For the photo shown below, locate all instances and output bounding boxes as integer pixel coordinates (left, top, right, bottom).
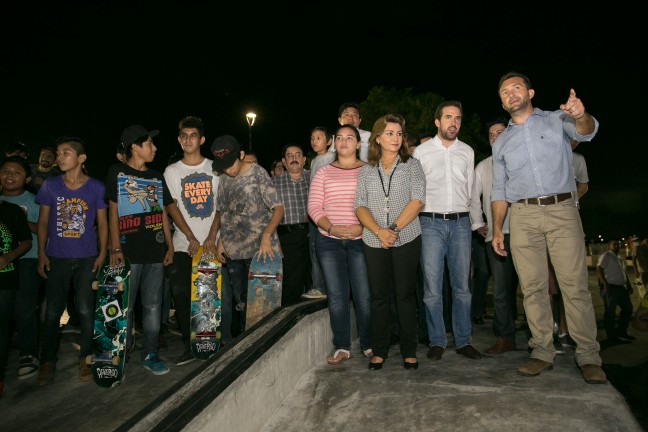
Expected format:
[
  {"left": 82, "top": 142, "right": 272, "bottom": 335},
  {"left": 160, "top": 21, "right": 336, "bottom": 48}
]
[{"left": 388, "top": 222, "right": 400, "bottom": 233}]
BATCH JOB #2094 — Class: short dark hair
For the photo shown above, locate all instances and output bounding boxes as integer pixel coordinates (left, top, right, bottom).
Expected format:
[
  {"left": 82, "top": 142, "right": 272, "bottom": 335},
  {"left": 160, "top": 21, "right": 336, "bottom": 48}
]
[
  {"left": 337, "top": 102, "right": 361, "bottom": 118},
  {"left": 282, "top": 143, "right": 305, "bottom": 159},
  {"left": 486, "top": 117, "right": 508, "bottom": 130},
  {"left": 311, "top": 126, "right": 331, "bottom": 142},
  {"left": 434, "top": 100, "right": 463, "bottom": 121},
  {"left": 498, "top": 71, "right": 532, "bottom": 91},
  {"left": 1, "top": 155, "right": 31, "bottom": 176},
  {"left": 4, "top": 141, "right": 29, "bottom": 158},
  {"left": 178, "top": 115, "right": 204, "bottom": 137}
]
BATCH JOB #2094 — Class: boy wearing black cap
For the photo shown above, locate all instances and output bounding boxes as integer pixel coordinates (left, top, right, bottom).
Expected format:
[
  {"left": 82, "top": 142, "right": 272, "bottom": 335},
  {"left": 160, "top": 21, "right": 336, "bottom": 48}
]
[
  {"left": 104, "top": 125, "right": 175, "bottom": 376},
  {"left": 204, "top": 135, "right": 284, "bottom": 342}
]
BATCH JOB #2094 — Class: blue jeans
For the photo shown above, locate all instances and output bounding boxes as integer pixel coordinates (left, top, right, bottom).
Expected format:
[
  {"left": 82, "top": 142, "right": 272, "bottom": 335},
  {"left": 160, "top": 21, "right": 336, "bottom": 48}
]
[
  {"left": 315, "top": 232, "right": 371, "bottom": 351},
  {"left": 420, "top": 215, "right": 473, "bottom": 349},
  {"left": 308, "top": 221, "right": 326, "bottom": 294},
  {"left": 40, "top": 257, "right": 96, "bottom": 363},
  {"left": 127, "top": 263, "right": 164, "bottom": 359},
  {"left": 486, "top": 234, "right": 518, "bottom": 340},
  {"left": 15, "top": 258, "right": 43, "bottom": 357},
  {"left": 223, "top": 259, "right": 248, "bottom": 343}
]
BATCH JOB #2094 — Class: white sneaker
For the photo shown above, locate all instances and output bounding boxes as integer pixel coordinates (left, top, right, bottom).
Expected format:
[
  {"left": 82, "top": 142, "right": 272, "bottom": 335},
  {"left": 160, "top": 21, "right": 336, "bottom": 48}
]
[
  {"left": 18, "top": 355, "right": 40, "bottom": 379},
  {"left": 301, "top": 289, "right": 327, "bottom": 299}
]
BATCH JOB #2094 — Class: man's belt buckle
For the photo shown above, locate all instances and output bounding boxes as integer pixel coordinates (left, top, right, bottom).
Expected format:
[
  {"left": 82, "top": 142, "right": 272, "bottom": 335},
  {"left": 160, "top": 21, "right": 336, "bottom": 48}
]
[{"left": 536, "top": 195, "right": 552, "bottom": 206}]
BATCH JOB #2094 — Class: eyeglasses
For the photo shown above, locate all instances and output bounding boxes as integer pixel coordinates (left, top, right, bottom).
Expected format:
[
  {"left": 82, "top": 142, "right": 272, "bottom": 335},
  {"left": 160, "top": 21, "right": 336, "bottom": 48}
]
[{"left": 284, "top": 153, "right": 303, "bottom": 159}]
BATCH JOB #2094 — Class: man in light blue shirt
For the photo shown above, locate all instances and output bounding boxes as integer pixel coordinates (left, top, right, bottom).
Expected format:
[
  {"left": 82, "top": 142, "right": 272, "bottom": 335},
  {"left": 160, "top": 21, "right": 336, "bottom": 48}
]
[{"left": 491, "top": 71, "right": 605, "bottom": 384}]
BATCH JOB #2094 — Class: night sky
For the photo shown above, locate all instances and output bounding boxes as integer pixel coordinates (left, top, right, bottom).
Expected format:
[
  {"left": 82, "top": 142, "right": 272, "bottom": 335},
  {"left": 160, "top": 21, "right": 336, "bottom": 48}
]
[{"left": 2, "top": 3, "right": 646, "bottom": 240}]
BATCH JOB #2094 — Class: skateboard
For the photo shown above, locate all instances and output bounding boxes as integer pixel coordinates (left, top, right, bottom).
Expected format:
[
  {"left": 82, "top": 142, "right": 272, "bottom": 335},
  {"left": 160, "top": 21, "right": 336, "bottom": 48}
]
[
  {"left": 190, "top": 246, "right": 222, "bottom": 359},
  {"left": 246, "top": 251, "right": 282, "bottom": 328},
  {"left": 87, "top": 256, "right": 131, "bottom": 388}
]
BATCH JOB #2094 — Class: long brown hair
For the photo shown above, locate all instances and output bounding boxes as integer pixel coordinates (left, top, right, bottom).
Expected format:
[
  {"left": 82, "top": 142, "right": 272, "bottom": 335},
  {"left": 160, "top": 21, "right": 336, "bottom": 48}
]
[{"left": 367, "top": 114, "right": 410, "bottom": 167}]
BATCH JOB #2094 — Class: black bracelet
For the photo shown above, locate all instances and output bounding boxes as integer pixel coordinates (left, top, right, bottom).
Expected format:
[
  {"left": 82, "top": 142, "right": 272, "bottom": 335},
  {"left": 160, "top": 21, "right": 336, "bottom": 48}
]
[{"left": 327, "top": 225, "right": 333, "bottom": 235}]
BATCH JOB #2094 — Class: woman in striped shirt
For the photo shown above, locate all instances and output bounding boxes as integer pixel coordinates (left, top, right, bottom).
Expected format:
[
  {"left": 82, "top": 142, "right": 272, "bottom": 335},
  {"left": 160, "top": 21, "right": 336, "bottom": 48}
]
[{"left": 307, "top": 124, "right": 372, "bottom": 366}]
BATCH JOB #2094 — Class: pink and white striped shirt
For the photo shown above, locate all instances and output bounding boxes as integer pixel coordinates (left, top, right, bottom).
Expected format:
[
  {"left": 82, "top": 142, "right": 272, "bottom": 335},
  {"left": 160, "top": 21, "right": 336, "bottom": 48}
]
[{"left": 307, "top": 164, "right": 362, "bottom": 239}]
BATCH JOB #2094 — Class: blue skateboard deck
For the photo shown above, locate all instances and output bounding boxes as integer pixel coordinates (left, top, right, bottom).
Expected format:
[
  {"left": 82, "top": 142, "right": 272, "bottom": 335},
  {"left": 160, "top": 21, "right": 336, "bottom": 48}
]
[{"left": 246, "top": 251, "right": 282, "bottom": 328}]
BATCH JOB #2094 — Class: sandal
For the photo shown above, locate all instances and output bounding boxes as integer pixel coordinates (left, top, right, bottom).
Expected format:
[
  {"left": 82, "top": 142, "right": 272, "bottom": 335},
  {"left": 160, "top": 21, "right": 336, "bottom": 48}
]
[
  {"left": 363, "top": 348, "right": 373, "bottom": 358},
  {"left": 327, "top": 349, "right": 352, "bottom": 365}
]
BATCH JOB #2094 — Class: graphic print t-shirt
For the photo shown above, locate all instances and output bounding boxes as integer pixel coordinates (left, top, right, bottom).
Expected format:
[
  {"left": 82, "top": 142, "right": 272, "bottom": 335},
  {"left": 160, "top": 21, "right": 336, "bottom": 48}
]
[
  {"left": 216, "top": 163, "right": 282, "bottom": 260},
  {"left": 35, "top": 176, "right": 107, "bottom": 258},
  {"left": 2, "top": 190, "right": 39, "bottom": 259},
  {"left": 105, "top": 163, "right": 173, "bottom": 263},
  {"left": 163, "top": 158, "right": 219, "bottom": 253},
  {"left": 0, "top": 201, "right": 31, "bottom": 288}
]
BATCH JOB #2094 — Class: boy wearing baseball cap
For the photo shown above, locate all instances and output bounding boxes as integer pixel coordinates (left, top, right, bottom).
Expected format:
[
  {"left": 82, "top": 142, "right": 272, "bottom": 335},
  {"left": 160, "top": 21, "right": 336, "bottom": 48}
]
[
  {"left": 204, "top": 135, "right": 283, "bottom": 342},
  {"left": 105, "top": 125, "right": 174, "bottom": 376}
]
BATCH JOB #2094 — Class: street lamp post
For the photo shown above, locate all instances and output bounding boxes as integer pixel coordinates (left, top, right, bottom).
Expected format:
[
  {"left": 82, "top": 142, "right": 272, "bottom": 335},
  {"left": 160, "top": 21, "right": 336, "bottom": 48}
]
[{"left": 246, "top": 112, "right": 257, "bottom": 151}]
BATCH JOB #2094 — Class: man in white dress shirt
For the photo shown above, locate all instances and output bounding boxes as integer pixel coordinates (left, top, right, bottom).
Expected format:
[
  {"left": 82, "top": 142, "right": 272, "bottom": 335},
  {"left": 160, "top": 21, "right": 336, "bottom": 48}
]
[{"left": 413, "top": 100, "right": 482, "bottom": 361}]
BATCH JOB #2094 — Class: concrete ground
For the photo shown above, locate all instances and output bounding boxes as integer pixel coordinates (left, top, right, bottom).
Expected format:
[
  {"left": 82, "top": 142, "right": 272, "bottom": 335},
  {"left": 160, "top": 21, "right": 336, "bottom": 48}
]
[{"left": 1, "top": 268, "right": 646, "bottom": 431}]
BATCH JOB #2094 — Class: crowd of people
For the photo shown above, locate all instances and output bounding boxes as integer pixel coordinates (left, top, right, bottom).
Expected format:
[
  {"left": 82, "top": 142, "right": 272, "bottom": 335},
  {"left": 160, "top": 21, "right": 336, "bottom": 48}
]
[{"left": 2, "top": 71, "right": 646, "bottom": 400}]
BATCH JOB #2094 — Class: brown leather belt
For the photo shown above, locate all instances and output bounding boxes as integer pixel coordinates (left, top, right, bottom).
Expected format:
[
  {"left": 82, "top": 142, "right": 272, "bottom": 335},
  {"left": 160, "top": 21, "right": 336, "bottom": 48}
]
[{"left": 517, "top": 192, "right": 573, "bottom": 206}]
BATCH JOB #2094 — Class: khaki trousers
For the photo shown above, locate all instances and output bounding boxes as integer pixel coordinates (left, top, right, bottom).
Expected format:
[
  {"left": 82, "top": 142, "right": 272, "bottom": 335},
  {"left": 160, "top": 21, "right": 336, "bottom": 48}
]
[{"left": 510, "top": 198, "right": 601, "bottom": 366}]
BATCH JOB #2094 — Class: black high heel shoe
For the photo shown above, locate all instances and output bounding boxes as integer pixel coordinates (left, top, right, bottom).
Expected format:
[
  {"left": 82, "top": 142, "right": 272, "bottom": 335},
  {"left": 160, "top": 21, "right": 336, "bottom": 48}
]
[
  {"left": 368, "top": 358, "right": 385, "bottom": 370},
  {"left": 403, "top": 361, "right": 419, "bottom": 370}
]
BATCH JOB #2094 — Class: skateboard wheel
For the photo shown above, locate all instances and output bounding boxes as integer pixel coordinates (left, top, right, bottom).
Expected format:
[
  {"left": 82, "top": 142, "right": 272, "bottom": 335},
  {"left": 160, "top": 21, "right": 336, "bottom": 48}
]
[
  {"left": 92, "top": 281, "right": 99, "bottom": 290},
  {"left": 248, "top": 271, "right": 254, "bottom": 280},
  {"left": 117, "top": 282, "right": 124, "bottom": 291},
  {"left": 86, "top": 354, "right": 93, "bottom": 365},
  {"left": 276, "top": 273, "right": 283, "bottom": 282},
  {"left": 112, "top": 355, "right": 121, "bottom": 365}
]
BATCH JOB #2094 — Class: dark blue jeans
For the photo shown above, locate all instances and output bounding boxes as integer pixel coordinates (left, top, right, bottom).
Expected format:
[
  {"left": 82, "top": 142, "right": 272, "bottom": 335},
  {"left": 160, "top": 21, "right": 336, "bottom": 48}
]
[
  {"left": 308, "top": 221, "right": 326, "bottom": 294},
  {"left": 315, "top": 232, "right": 371, "bottom": 351},
  {"left": 40, "top": 257, "right": 96, "bottom": 363},
  {"left": 14, "top": 258, "right": 43, "bottom": 357},
  {"left": 223, "top": 259, "right": 250, "bottom": 343},
  {"left": 127, "top": 263, "right": 164, "bottom": 360}
]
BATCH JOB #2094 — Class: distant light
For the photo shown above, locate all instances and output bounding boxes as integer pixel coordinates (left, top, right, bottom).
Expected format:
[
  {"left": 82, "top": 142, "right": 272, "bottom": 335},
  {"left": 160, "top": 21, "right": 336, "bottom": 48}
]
[{"left": 246, "top": 112, "right": 257, "bottom": 127}]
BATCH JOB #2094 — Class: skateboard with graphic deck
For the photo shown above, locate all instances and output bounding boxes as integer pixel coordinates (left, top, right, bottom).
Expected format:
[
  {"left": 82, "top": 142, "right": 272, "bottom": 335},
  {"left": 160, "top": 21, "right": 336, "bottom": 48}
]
[
  {"left": 190, "top": 246, "right": 222, "bottom": 359},
  {"left": 246, "top": 251, "right": 282, "bottom": 328},
  {"left": 87, "top": 256, "right": 131, "bottom": 388}
]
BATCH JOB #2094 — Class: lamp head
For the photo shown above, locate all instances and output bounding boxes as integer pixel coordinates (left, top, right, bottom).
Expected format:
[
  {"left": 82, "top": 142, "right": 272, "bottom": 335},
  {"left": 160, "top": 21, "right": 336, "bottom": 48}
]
[{"left": 245, "top": 112, "right": 257, "bottom": 127}]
